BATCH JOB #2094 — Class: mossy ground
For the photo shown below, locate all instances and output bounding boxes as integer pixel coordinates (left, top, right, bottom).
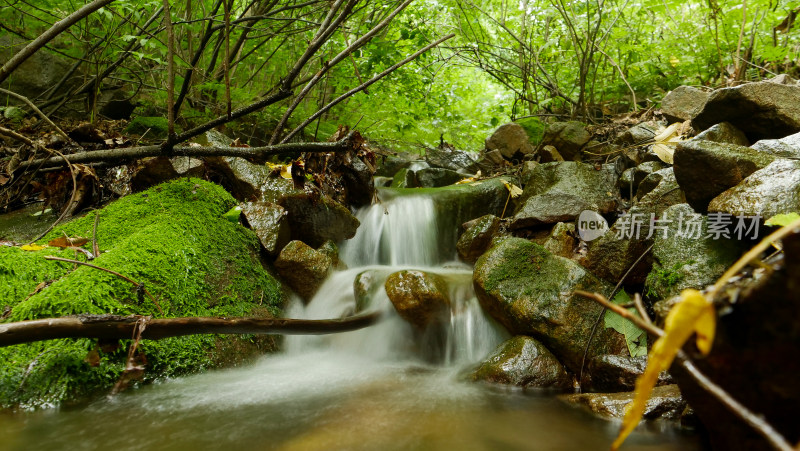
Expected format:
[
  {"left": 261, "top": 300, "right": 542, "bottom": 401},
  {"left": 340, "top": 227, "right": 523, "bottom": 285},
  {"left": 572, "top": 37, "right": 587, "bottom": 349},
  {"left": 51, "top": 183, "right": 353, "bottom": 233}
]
[{"left": 0, "top": 178, "right": 284, "bottom": 409}]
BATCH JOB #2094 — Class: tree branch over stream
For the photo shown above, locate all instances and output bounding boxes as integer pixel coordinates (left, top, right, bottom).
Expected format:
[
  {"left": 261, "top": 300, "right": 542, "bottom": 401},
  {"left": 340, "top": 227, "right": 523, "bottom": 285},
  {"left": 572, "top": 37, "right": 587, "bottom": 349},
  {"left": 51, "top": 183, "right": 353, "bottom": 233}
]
[{"left": 0, "top": 312, "right": 382, "bottom": 347}]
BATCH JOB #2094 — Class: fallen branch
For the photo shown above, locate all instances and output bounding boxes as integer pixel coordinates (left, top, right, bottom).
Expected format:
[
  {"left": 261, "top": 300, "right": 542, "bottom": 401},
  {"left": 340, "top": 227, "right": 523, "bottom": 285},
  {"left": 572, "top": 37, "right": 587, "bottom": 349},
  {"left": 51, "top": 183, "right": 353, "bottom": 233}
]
[
  {"left": 17, "top": 133, "right": 358, "bottom": 170},
  {"left": 0, "top": 312, "right": 381, "bottom": 347}
]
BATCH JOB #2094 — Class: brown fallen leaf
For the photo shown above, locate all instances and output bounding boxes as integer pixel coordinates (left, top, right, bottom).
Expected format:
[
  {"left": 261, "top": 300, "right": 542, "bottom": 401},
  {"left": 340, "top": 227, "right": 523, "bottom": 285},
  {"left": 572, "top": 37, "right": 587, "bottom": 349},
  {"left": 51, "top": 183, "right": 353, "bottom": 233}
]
[{"left": 49, "top": 236, "right": 89, "bottom": 248}]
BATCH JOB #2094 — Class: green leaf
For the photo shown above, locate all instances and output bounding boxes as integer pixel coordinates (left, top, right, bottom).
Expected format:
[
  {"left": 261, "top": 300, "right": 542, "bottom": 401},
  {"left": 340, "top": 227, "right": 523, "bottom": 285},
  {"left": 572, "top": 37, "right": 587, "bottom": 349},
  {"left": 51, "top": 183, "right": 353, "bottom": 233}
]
[
  {"left": 222, "top": 206, "right": 242, "bottom": 223},
  {"left": 604, "top": 291, "right": 648, "bottom": 358},
  {"left": 765, "top": 213, "right": 800, "bottom": 227}
]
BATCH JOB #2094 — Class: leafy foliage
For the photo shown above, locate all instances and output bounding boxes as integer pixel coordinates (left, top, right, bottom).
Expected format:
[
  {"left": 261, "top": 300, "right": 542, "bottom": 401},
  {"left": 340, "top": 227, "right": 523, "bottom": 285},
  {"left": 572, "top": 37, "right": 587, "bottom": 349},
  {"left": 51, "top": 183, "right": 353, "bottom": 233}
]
[{"left": 604, "top": 291, "right": 647, "bottom": 358}]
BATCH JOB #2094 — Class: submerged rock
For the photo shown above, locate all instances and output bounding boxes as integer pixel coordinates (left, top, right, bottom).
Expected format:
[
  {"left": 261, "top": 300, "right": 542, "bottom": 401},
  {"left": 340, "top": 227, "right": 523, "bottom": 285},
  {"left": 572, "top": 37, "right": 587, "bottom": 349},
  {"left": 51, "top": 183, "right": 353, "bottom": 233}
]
[
  {"left": 692, "top": 79, "right": 800, "bottom": 141},
  {"left": 485, "top": 123, "right": 535, "bottom": 160},
  {"left": 385, "top": 270, "right": 450, "bottom": 328},
  {"left": 457, "top": 214, "right": 502, "bottom": 263},
  {"left": 708, "top": 158, "right": 800, "bottom": 218},
  {"left": 673, "top": 140, "right": 775, "bottom": 212},
  {"left": 472, "top": 336, "right": 572, "bottom": 390},
  {"left": 560, "top": 385, "right": 686, "bottom": 421},
  {"left": 0, "top": 179, "right": 284, "bottom": 408},
  {"left": 511, "top": 162, "right": 618, "bottom": 229},
  {"left": 274, "top": 240, "right": 332, "bottom": 301},
  {"left": 473, "top": 238, "right": 625, "bottom": 372}
]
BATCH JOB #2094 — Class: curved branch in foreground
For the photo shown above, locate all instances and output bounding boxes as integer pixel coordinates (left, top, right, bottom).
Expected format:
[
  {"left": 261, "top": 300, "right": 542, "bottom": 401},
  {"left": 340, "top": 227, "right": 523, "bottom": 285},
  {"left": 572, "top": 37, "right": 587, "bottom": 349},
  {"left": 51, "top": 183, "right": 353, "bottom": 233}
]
[
  {"left": 17, "top": 132, "right": 358, "bottom": 170},
  {"left": 0, "top": 312, "right": 382, "bottom": 347}
]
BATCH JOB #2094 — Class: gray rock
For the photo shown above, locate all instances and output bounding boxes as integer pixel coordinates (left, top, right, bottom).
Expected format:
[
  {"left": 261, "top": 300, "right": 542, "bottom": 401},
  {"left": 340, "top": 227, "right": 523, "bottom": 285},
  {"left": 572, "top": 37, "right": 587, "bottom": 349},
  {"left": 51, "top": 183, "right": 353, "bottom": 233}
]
[
  {"left": 585, "top": 354, "right": 672, "bottom": 392},
  {"left": 280, "top": 193, "right": 360, "bottom": 248},
  {"left": 560, "top": 385, "right": 686, "bottom": 421},
  {"left": 511, "top": 162, "right": 618, "bottom": 229},
  {"left": 274, "top": 240, "right": 332, "bottom": 301},
  {"left": 673, "top": 140, "right": 776, "bottom": 212},
  {"left": 618, "top": 168, "right": 636, "bottom": 198},
  {"left": 520, "top": 160, "right": 539, "bottom": 186},
  {"left": 661, "top": 86, "right": 710, "bottom": 122},
  {"left": 485, "top": 123, "right": 535, "bottom": 160},
  {"left": 582, "top": 169, "right": 685, "bottom": 284},
  {"left": 205, "top": 156, "right": 273, "bottom": 201},
  {"left": 241, "top": 201, "right": 289, "bottom": 256},
  {"left": 375, "top": 154, "right": 414, "bottom": 177},
  {"left": 0, "top": 36, "right": 72, "bottom": 100},
  {"left": 385, "top": 270, "right": 450, "bottom": 328},
  {"left": 633, "top": 161, "right": 668, "bottom": 192},
  {"left": 543, "top": 222, "right": 576, "bottom": 259},
  {"left": 479, "top": 149, "right": 507, "bottom": 166},
  {"left": 692, "top": 81, "right": 800, "bottom": 141},
  {"left": 457, "top": 214, "right": 501, "bottom": 263},
  {"left": 616, "top": 122, "right": 659, "bottom": 146},
  {"left": 750, "top": 131, "right": 800, "bottom": 158},
  {"left": 708, "top": 159, "right": 800, "bottom": 218},
  {"left": 538, "top": 145, "right": 564, "bottom": 163},
  {"left": 415, "top": 167, "right": 464, "bottom": 188},
  {"left": 542, "top": 121, "right": 591, "bottom": 161},
  {"left": 472, "top": 336, "right": 572, "bottom": 390},
  {"left": 425, "top": 146, "right": 478, "bottom": 173},
  {"left": 637, "top": 167, "right": 674, "bottom": 199},
  {"left": 692, "top": 122, "right": 750, "bottom": 146},
  {"left": 473, "top": 238, "right": 625, "bottom": 372},
  {"left": 128, "top": 156, "right": 205, "bottom": 192},
  {"left": 341, "top": 154, "right": 375, "bottom": 207},
  {"left": 645, "top": 203, "right": 744, "bottom": 300}
]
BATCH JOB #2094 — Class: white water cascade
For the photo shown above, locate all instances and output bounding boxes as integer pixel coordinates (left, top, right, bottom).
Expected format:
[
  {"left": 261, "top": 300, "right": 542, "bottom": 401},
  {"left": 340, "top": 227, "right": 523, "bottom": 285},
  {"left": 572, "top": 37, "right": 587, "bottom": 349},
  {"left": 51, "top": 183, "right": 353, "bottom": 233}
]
[{"left": 285, "top": 193, "right": 505, "bottom": 366}]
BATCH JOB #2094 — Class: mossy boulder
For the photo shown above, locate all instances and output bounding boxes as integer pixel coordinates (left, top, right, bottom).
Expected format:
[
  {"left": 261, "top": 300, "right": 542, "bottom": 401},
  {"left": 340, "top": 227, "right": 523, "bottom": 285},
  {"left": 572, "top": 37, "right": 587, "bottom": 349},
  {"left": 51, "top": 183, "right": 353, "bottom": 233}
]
[
  {"left": 385, "top": 270, "right": 450, "bottom": 329},
  {"left": 515, "top": 117, "right": 546, "bottom": 146},
  {"left": 471, "top": 335, "right": 571, "bottom": 390},
  {"left": 0, "top": 179, "right": 284, "bottom": 409},
  {"left": 457, "top": 214, "right": 501, "bottom": 263},
  {"left": 473, "top": 238, "right": 625, "bottom": 372}
]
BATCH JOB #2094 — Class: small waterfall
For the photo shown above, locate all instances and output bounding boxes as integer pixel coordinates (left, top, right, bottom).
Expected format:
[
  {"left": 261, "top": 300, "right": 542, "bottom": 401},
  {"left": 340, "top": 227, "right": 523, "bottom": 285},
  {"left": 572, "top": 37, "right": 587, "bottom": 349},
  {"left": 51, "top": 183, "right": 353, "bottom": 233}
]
[{"left": 287, "top": 192, "right": 505, "bottom": 366}]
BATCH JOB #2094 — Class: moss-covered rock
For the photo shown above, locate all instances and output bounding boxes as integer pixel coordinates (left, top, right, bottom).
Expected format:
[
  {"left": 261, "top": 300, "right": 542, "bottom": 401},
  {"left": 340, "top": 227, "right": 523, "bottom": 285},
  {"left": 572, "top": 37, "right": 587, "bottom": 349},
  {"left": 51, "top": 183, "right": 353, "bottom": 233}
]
[
  {"left": 385, "top": 270, "right": 450, "bottom": 329},
  {"left": 457, "top": 214, "right": 502, "bottom": 263},
  {"left": 0, "top": 178, "right": 284, "bottom": 409},
  {"left": 473, "top": 238, "right": 625, "bottom": 373}
]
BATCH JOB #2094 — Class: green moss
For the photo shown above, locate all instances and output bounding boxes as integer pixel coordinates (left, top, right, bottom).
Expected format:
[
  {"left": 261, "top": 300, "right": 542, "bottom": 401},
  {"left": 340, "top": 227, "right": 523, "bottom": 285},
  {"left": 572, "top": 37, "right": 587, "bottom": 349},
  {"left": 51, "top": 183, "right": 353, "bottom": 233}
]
[
  {"left": 645, "top": 261, "right": 692, "bottom": 299},
  {"left": 0, "top": 178, "right": 284, "bottom": 409},
  {"left": 515, "top": 117, "right": 546, "bottom": 146},
  {"left": 125, "top": 116, "right": 178, "bottom": 138}
]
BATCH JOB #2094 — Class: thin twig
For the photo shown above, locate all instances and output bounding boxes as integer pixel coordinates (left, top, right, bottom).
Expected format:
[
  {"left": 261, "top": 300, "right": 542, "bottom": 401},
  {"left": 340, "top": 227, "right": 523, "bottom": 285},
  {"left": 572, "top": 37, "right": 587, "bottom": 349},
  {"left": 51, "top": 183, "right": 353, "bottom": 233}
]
[
  {"left": 574, "top": 290, "right": 794, "bottom": 451},
  {"left": 633, "top": 292, "right": 650, "bottom": 325},
  {"left": 0, "top": 88, "right": 73, "bottom": 143},
  {"left": 44, "top": 256, "right": 163, "bottom": 314},
  {"left": 92, "top": 212, "right": 100, "bottom": 258}
]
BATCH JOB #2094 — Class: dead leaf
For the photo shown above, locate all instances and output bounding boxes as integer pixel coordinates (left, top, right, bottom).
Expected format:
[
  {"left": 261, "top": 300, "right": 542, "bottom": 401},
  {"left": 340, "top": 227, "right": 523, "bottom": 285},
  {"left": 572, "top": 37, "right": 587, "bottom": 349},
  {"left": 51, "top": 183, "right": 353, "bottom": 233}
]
[
  {"left": 85, "top": 349, "right": 101, "bottom": 367},
  {"left": 651, "top": 123, "right": 683, "bottom": 164},
  {"left": 48, "top": 236, "right": 89, "bottom": 248},
  {"left": 612, "top": 289, "right": 715, "bottom": 450}
]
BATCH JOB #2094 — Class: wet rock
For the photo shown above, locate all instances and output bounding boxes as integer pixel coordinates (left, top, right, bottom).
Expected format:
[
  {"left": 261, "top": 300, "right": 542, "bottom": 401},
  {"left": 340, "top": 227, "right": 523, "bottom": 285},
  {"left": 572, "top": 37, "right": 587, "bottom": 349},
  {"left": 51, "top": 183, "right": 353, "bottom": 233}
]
[
  {"left": 692, "top": 80, "right": 800, "bottom": 141},
  {"left": 341, "top": 155, "right": 375, "bottom": 207},
  {"left": 457, "top": 214, "right": 501, "bottom": 263},
  {"left": 479, "top": 149, "right": 507, "bottom": 166},
  {"left": 645, "top": 203, "right": 744, "bottom": 300},
  {"left": 280, "top": 193, "right": 360, "bottom": 248},
  {"left": 472, "top": 336, "right": 572, "bottom": 390},
  {"left": 661, "top": 86, "right": 710, "bottom": 123},
  {"left": 385, "top": 270, "right": 450, "bottom": 328},
  {"left": 375, "top": 154, "right": 414, "bottom": 177},
  {"left": 636, "top": 167, "right": 674, "bottom": 199},
  {"left": 543, "top": 222, "right": 576, "bottom": 259},
  {"left": 318, "top": 240, "right": 343, "bottom": 269},
  {"left": 373, "top": 176, "right": 393, "bottom": 188},
  {"left": 415, "top": 168, "right": 464, "bottom": 188},
  {"left": 425, "top": 146, "right": 478, "bottom": 173},
  {"left": 520, "top": 161, "right": 539, "bottom": 186},
  {"left": 354, "top": 269, "right": 384, "bottom": 312},
  {"left": 616, "top": 122, "right": 659, "bottom": 147},
  {"left": 538, "top": 145, "right": 564, "bottom": 163},
  {"left": 473, "top": 238, "right": 625, "bottom": 372},
  {"left": 205, "top": 156, "right": 272, "bottom": 201},
  {"left": 692, "top": 121, "right": 749, "bottom": 146},
  {"left": 128, "top": 156, "right": 205, "bottom": 192},
  {"left": 750, "top": 130, "right": 800, "bottom": 158},
  {"left": 390, "top": 167, "right": 415, "bottom": 188},
  {"left": 585, "top": 354, "right": 672, "bottom": 392},
  {"left": 667, "top": 231, "right": 800, "bottom": 450},
  {"left": 632, "top": 161, "right": 668, "bottom": 192},
  {"left": 240, "top": 201, "right": 290, "bottom": 256},
  {"left": 485, "top": 123, "right": 535, "bottom": 160},
  {"left": 582, "top": 169, "right": 685, "bottom": 284},
  {"left": 275, "top": 240, "right": 332, "bottom": 301},
  {"left": 708, "top": 159, "right": 800, "bottom": 218},
  {"left": 511, "top": 162, "right": 618, "bottom": 229},
  {"left": 541, "top": 121, "right": 591, "bottom": 161},
  {"left": 618, "top": 168, "right": 636, "bottom": 198},
  {"left": 561, "top": 385, "right": 686, "bottom": 421},
  {"left": 673, "top": 139, "right": 775, "bottom": 212}
]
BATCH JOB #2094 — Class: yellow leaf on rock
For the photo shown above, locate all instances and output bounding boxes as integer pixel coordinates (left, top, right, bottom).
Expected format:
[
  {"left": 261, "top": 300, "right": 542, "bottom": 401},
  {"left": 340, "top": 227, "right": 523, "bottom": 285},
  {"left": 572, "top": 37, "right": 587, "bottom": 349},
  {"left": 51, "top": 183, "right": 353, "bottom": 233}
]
[
  {"left": 20, "top": 244, "right": 47, "bottom": 251},
  {"left": 502, "top": 180, "right": 523, "bottom": 198},
  {"left": 611, "top": 289, "right": 715, "bottom": 450}
]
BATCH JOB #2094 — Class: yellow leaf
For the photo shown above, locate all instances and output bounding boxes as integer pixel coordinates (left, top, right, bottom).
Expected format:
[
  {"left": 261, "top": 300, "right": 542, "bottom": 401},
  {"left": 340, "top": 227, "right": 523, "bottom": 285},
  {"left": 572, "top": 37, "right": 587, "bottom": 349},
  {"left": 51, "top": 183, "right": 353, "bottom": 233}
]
[
  {"left": 502, "top": 181, "right": 523, "bottom": 198},
  {"left": 21, "top": 244, "right": 47, "bottom": 251},
  {"left": 612, "top": 289, "right": 715, "bottom": 450},
  {"left": 669, "top": 56, "right": 680, "bottom": 67},
  {"left": 651, "top": 123, "right": 683, "bottom": 164},
  {"left": 456, "top": 170, "right": 482, "bottom": 185}
]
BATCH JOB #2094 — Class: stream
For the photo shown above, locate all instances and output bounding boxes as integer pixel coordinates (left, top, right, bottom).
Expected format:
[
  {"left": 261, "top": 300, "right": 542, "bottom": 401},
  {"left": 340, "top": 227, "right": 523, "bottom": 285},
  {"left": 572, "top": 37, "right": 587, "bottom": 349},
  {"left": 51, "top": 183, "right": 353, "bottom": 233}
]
[{"left": 1, "top": 192, "right": 703, "bottom": 450}]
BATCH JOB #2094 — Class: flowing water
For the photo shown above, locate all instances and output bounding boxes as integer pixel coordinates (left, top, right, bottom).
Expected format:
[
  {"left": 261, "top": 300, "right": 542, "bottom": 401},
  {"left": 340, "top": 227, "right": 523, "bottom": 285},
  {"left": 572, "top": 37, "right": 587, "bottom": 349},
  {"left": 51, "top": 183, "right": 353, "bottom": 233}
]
[{"left": 1, "top": 192, "right": 703, "bottom": 450}]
